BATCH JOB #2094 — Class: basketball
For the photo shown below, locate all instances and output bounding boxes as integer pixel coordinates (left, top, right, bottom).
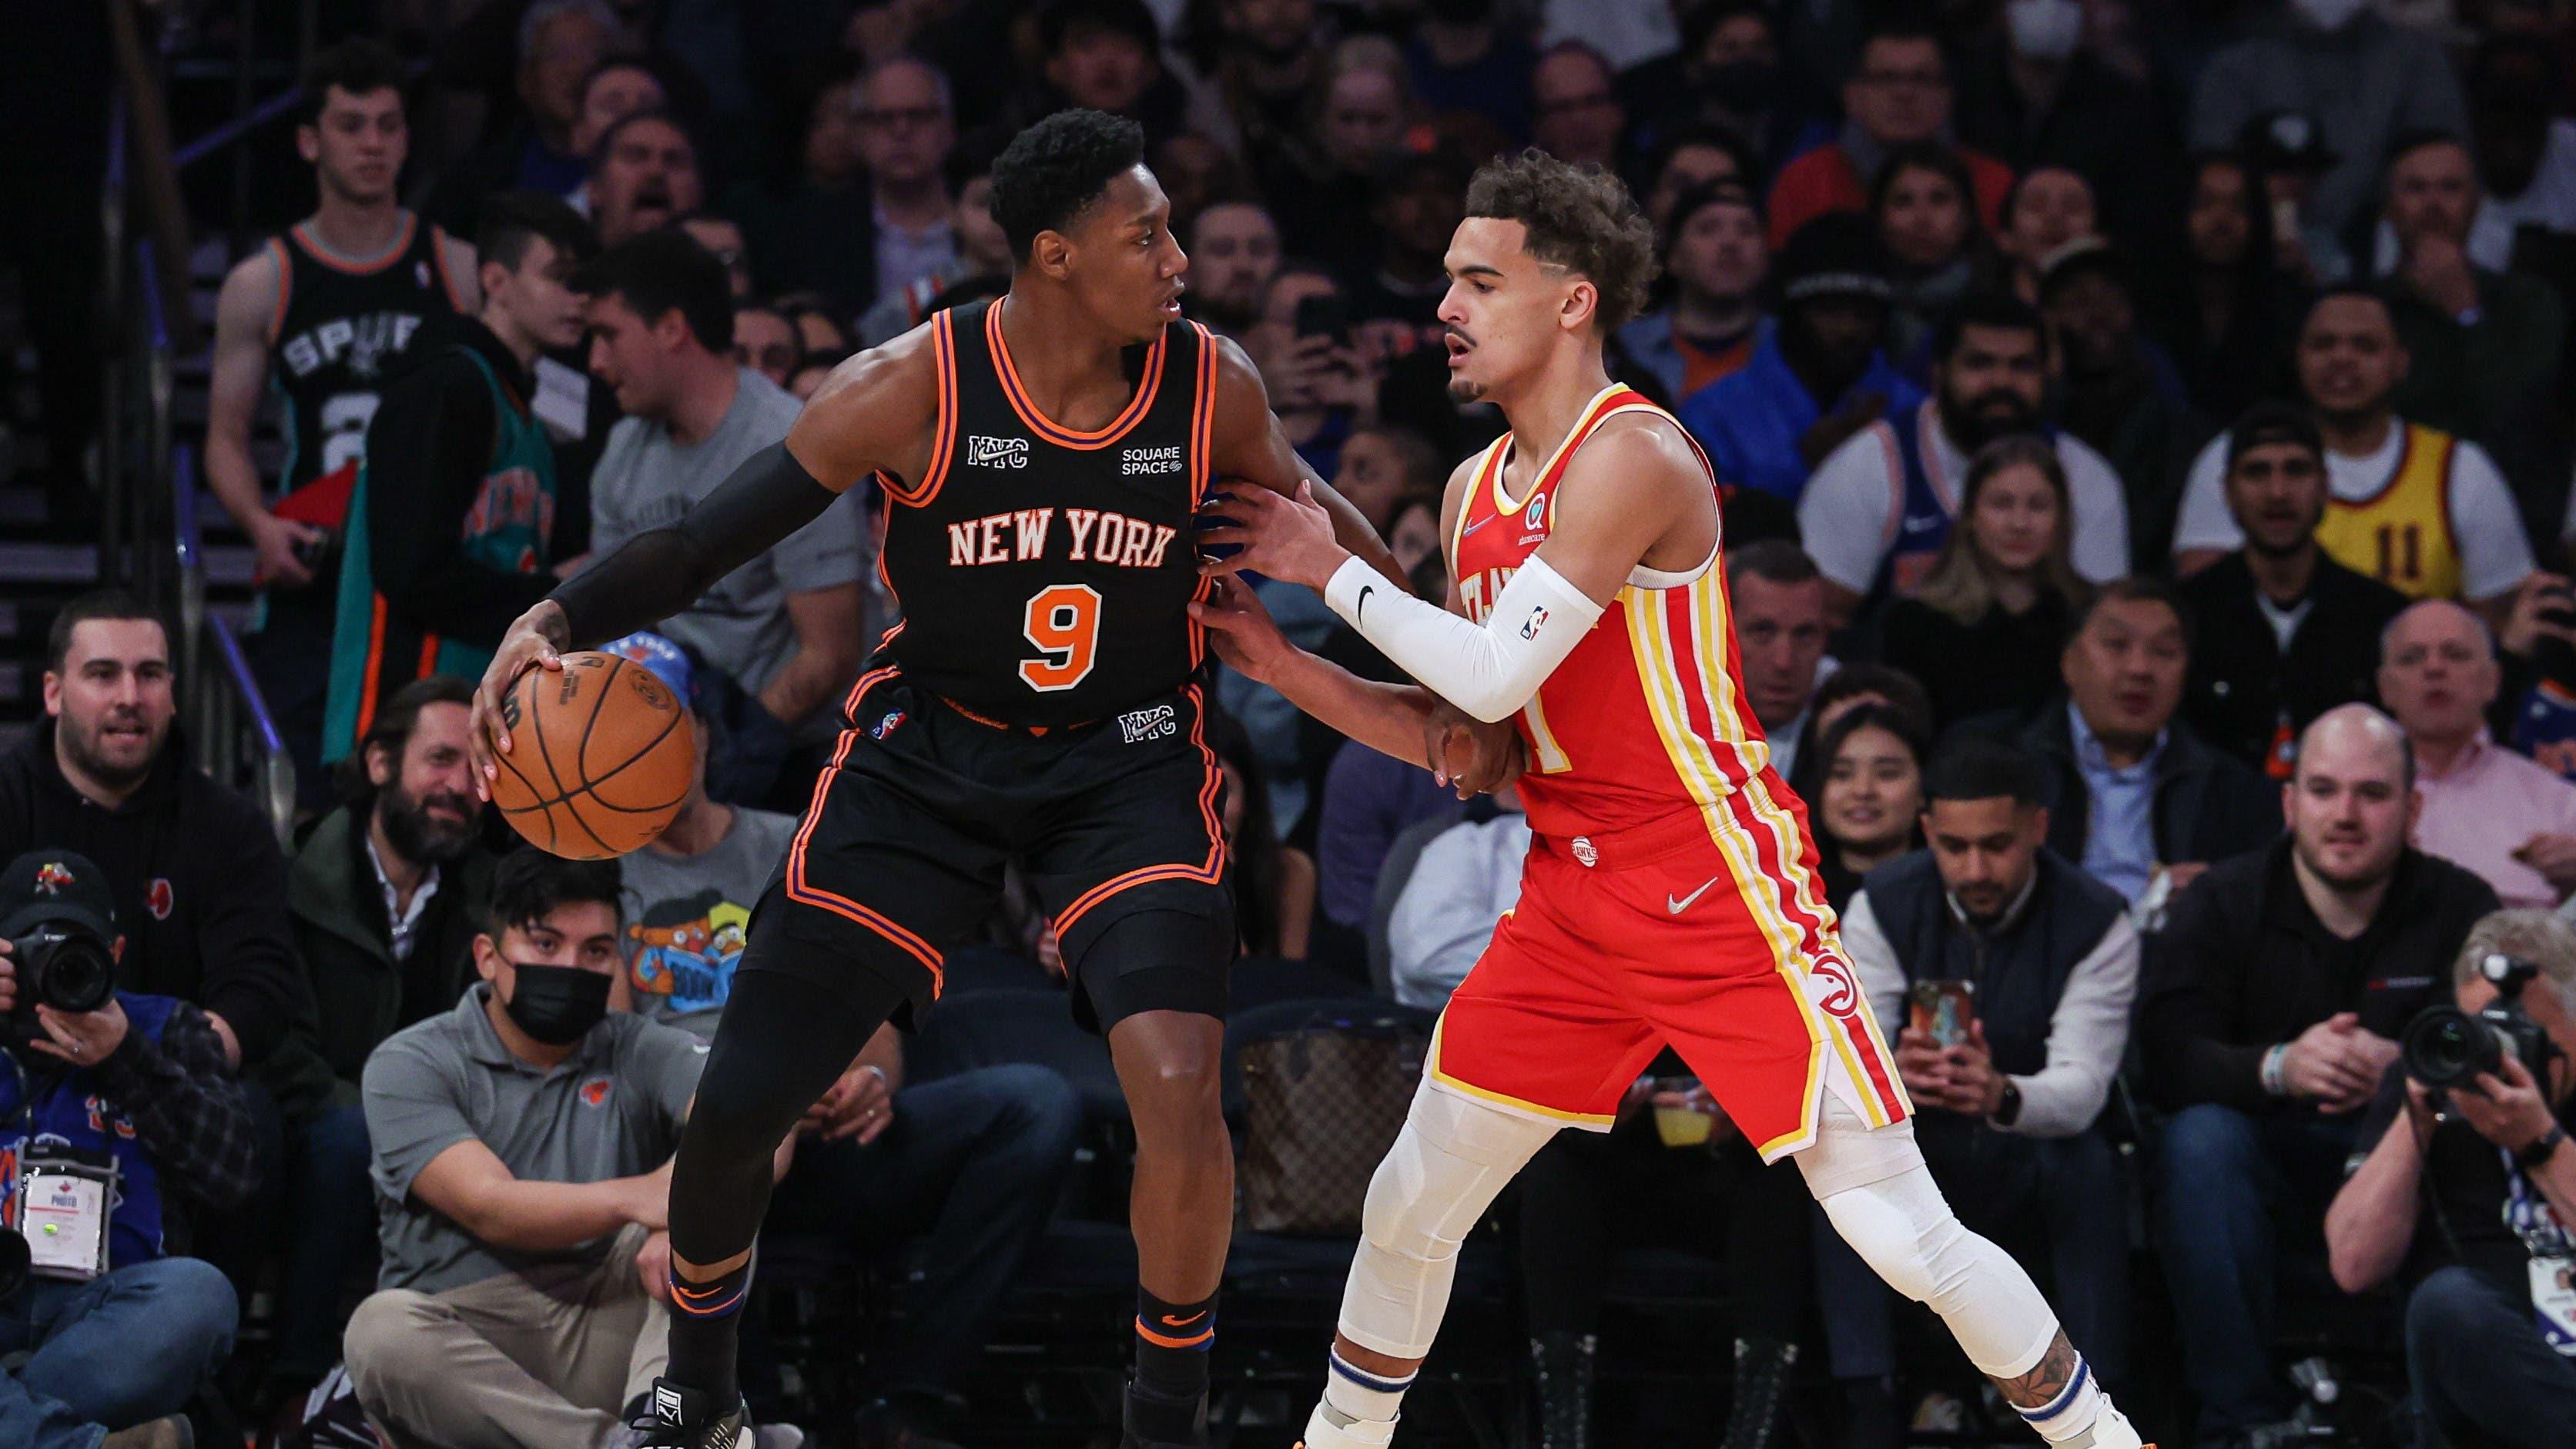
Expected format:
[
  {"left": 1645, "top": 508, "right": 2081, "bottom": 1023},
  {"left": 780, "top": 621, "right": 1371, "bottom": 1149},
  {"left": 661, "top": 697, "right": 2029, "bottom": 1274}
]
[{"left": 487, "top": 652, "right": 695, "bottom": 860}]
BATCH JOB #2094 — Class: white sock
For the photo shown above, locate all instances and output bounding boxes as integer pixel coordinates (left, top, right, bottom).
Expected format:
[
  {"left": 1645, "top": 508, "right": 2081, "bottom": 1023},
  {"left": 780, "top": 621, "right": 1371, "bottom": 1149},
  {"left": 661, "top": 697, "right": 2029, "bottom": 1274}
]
[{"left": 1303, "top": 1349, "right": 1411, "bottom": 1446}]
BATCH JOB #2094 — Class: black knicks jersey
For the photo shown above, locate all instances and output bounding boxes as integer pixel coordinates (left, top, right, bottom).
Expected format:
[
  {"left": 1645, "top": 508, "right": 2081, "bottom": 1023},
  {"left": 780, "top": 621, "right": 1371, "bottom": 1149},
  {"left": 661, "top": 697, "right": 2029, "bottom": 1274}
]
[
  {"left": 873, "top": 298, "right": 1217, "bottom": 730},
  {"left": 266, "top": 213, "right": 467, "bottom": 495}
]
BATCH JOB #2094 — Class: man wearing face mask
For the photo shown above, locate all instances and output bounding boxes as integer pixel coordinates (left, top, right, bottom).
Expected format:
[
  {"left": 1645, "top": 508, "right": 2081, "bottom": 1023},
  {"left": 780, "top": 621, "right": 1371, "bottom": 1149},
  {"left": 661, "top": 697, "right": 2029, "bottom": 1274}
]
[
  {"left": 2188, "top": 0, "right": 2467, "bottom": 248},
  {"left": 345, "top": 850, "right": 802, "bottom": 1447},
  {"left": 1954, "top": 0, "right": 2176, "bottom": 249},
  {"left": 2326, "top": 909, "right": 2576, "bottom": 1449}
]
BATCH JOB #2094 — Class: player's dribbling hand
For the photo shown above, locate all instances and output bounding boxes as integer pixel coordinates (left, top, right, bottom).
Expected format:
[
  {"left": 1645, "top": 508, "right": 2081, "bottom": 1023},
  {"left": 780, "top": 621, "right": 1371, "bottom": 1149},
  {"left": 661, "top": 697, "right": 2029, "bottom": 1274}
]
[
  {"left": 468, "top": 600, "right": 572, "bottom": 801},
  {"left": 1198, "top": 481, "right": 1349, "bottom": 591},
  {"left": 1188, "top": 575, "right": 1295, "bottom": 682}
]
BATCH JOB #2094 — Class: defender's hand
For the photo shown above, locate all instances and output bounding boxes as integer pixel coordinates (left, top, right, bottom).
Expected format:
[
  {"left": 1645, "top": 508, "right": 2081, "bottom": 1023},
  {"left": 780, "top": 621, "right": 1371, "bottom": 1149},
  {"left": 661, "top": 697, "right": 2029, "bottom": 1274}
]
[
  {"left": 1198, "top": 481, "right": 1349, "bottom": 592},
  {"left": 1188, "top": 575, "right": 1297, "bottom": 683},
  {"left": 1423, "top": 701, "right": 1522, "bottom": 797},
  {"left": 469, "top": 601, "right": 571, "bottom": 800}
]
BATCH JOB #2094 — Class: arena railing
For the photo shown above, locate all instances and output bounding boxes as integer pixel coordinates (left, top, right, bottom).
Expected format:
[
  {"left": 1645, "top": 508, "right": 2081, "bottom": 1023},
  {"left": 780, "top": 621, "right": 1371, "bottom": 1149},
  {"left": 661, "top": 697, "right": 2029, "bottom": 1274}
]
[{"left": 102, "top": 0, "right": 299, "bottom": 846}]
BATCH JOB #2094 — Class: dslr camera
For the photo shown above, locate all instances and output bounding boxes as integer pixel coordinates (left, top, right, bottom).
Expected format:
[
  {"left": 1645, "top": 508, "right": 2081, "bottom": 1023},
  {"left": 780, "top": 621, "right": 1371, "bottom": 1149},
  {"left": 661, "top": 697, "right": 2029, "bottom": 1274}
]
[
  {"left": 7, "top": 915, "right": 118, "bottom": 1024},
  {"left": 2403, "top": 954, "right": 2561, "bottom": 1090},
  {"left": 0, "top": 851, "right": 122, "bottom": 1046}
]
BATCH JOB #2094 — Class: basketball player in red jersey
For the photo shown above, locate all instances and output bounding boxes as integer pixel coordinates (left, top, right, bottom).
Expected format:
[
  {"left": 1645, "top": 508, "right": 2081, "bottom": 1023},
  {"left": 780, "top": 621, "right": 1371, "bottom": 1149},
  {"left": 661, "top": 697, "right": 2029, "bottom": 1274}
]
[{"left": 1194, "top": 152, "right": 2149, "bottom": 1449}]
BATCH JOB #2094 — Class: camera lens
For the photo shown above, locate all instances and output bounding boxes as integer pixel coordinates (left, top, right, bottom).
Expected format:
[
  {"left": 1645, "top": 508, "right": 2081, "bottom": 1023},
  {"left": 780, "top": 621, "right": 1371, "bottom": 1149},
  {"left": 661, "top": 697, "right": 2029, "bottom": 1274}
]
[
  {"left": 2403, "top": 1006, "right": 2503, "bottom": 1088},
  {"left": 21, "top": 927, "right": 116, "bottom": 1016}
]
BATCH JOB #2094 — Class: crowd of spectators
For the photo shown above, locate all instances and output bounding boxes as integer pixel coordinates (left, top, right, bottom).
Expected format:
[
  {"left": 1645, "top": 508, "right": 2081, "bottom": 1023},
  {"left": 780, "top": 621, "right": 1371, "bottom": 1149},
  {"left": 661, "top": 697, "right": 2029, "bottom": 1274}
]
[{"left": 12, "top": 0, "right": 2576, "bottom": 1443}]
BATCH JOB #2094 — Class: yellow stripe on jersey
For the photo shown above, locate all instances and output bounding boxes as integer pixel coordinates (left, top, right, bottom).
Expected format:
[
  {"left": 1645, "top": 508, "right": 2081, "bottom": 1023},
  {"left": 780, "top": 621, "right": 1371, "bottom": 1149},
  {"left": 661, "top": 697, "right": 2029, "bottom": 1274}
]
[
  {"left": 1425, "top": 1016, "right": 1618, "bottom": 1127},
  {"left": 1623, "top": 582, "right": 1833, "bottom": 1149},
  {"left": 1520, "top": 688, "right": 1573, "bottom": 774}
]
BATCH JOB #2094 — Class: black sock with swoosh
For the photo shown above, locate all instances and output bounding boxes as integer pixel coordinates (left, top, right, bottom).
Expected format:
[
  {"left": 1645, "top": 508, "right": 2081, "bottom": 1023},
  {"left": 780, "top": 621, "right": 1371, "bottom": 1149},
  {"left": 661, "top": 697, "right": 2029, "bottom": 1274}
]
[{"left": 1135, "top": 1286, "right": 1218, "bottom": 1404}]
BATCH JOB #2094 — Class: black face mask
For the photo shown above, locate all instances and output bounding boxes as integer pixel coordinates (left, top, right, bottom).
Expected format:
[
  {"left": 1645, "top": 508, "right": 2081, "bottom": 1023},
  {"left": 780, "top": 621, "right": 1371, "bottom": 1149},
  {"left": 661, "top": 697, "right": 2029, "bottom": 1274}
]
[
  {"left": 502, "top": 964, "right": 611, "bottom": 1045},
  {"left": 1705, "top": 60, "right": 1782, "bottom": 113}
]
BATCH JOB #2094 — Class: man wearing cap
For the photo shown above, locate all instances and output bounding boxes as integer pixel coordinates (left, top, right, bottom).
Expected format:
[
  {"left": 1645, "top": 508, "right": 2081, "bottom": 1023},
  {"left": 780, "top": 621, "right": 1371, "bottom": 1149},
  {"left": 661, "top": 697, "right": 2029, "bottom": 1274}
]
[
  {"left": 607, "top": 632, "right": 1077, "bottom": 1449},
  {"left": 1616, "top": 180, "right": 1770, "bottom": 403},
  {"left": 0, "top": 848, "right": 256, "bottom": 1449},
  {"left": 2037, "top": 238, "right": 2214, "bottom": 570},
  {"left": 2170, "top": 288, "right": 2538, "bottom": 619},
  {"left": 2177, "top": 403, "right": 2410, "bottom": 777},
  {"left": 2190, "top": 0, "right": 2466, "bottom": 248},
  {"left": 342, "top": 848, "right": 803, "bottom": 1447},
  {"left": 1678, "top": 213, "right": 1924, "bottom": 503}
]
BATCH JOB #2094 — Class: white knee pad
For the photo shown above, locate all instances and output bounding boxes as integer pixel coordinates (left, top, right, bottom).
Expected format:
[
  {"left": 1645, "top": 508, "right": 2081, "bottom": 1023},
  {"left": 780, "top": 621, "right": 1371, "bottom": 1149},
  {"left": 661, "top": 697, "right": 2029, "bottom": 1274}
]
[
  {"left": 1338, "top": 1081, "right": 1561, "bottom": 1359},
  {"left": 1798, "top": 1100, "right": 2055, "bottom": 1378}
]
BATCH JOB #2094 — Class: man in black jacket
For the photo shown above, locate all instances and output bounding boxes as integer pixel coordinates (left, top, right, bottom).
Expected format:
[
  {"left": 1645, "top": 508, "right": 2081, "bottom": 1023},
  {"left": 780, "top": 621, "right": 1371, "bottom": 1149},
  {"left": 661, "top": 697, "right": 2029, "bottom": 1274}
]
[
  {"left": 2178, "top": 404, "right": 2408, "bottom": 778},
  {"left": 2139, "top": 703, "right": 2501, "bottom": 1444},
  {"left": 264, "top": 675, "right": 497, "bottom": 1404},
  {"left": 2018, "top": 577, "right": 2281, "bottom": 908},
  {"left": 1841, "top": 739, "right": 2142, "bottom": 1388},
  {"left": 0, "top": 592, "right": 303, "bottom": 1073}
]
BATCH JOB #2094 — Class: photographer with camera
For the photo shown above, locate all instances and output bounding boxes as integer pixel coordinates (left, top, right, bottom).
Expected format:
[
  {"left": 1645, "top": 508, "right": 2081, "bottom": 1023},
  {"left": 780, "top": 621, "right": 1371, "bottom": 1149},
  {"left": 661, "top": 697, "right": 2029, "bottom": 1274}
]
[
  {"left": 0, "top": 849, "right": 260, "bottom": 1449},
  {"left": 2326, "top": 910, "right": 2576, "bottom": 1447}
]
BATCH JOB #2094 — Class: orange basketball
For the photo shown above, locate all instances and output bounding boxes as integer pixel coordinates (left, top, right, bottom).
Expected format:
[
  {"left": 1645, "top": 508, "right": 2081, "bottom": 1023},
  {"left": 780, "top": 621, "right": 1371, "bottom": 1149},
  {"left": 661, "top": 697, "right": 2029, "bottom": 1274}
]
[{"left": 487, "top": 652, "right": 694, "bottom": 860}]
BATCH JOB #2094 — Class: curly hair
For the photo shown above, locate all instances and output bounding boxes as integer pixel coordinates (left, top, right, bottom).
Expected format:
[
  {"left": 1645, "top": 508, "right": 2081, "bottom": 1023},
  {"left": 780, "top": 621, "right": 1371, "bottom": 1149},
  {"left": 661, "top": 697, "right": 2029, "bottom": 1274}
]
[
  {"left": 990, "top": 109, "right": 1148, "bottom": 262},
  {"left": 1462, "top": 149, "right": 1660, "bottom": 333}
]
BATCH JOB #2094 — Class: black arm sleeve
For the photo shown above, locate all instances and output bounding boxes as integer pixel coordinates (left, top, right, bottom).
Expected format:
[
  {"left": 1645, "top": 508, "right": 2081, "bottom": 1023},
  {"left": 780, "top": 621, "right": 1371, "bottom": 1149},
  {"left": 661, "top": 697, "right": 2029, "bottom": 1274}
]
[
  {"left": 550, "top": 441, "right": 840, "bottom": 648},
  {"left": 367, "top": 357, "right": 561, "bottom": 644}
]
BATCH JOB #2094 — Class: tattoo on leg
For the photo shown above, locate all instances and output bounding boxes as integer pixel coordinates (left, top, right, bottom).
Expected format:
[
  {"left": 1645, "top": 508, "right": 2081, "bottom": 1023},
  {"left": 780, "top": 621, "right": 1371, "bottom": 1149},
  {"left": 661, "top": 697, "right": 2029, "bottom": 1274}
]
[{"left": 1993, "top": 1332, "right": 2078, "bottom": 1410}]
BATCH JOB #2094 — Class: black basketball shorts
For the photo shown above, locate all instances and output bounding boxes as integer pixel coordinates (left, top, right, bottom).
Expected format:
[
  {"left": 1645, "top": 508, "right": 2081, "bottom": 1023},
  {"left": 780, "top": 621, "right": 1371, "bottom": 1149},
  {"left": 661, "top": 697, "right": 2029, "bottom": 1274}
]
[{"left": 735, "top": 666, "right": 1237, "bottom": 1032}]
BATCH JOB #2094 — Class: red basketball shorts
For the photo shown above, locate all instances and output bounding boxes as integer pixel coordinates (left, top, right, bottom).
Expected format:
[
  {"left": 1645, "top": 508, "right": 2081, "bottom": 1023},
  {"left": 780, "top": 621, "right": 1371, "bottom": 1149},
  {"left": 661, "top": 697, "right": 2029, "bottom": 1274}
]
[{"left": 1428, "top": 803, "right": 1911, "bottom": 1161}]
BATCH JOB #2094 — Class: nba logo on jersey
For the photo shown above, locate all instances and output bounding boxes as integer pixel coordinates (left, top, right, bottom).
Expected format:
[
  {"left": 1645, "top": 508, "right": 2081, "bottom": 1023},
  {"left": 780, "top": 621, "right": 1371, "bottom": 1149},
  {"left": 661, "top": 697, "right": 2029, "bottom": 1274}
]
[
  {"left": 1520, "top": 606, "right": 1549, "bottom": 640},
  {"left": 966, "top": 434, "right": 1030, "bottom": 469}
]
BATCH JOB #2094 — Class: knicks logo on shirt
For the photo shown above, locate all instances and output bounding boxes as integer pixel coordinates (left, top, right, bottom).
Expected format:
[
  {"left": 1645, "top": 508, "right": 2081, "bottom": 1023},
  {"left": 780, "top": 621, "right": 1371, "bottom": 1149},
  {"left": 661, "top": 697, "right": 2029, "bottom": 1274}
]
[{"left": 965, "top": 434, "right": 1030, "bottom": 469}]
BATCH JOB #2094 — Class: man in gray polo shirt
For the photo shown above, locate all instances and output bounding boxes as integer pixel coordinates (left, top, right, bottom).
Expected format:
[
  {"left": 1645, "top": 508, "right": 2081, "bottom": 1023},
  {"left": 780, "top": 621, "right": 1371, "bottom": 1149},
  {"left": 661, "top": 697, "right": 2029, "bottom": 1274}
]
[
  {"left": 577, "top": 229, "right": 869, "bottom": 805},
  {"left": 344, "top": 850, "right": 799, "bottom": 1447}
]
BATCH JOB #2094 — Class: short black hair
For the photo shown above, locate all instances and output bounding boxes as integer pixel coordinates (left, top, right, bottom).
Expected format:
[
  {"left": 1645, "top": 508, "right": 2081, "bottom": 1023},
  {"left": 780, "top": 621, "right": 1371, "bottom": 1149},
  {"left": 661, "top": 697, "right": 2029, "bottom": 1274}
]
[
  {"left": 579, "top": 56, "right": 662, "bottom": 110},
  {"left": 475, "top": 190, "right": 599, "bottom": 274},
  {"left": 1725, "top": 538, "right": 1821, "bottom": 589},
  {"left": 1464, "top": 149, "right": 1660, "bottom": 333},
  {"left": 591, "top": 106, "right": 699, "bottom": 170},
  {"left": 1041, "top": 0, "right": 1161, "bottom": 55},
  {"left": 1858, "top": 17, "right": 1948, "bottom": 61},
  {"left": 1812, "top": 663, "right": 1935, "bottom": 742},
  {"left": 1924, "top": 735, "right": 2047, "bottom": 808},
  {"left": 990, "top": 109, "right": 1149, "bottom": 263},
  {"left": 2382, "top": 126, "right": 2470, "bottom": 176},
  {"left": 1931, "top": 290, "right": 2045, "bottom": 363},
  {"left": 573, "top": 227, "right": 734, "bottom": 352},
  {"left": 485, "top": 848, "right": 624, "bottom": 939},
  {"left": 338, "top": 675, "right": 477, "bottom": 808},
  {"left": 46, "top": 590, "right": 168, "bottom": 675},
  {"left": 2303, "top": 283, "right": 2395, "bottom": 330},
  {"left": 2067, "top": 574, "right": 2190, "bottom": 646},
  {"left": 1680, "top": 0, "right": 1775, "bottom": 58},
  {"left": 2226, "top": 399, "right": 2324, "bottom": 472},
  {"left": 299, "top": 39, "right": 408, "bottom": 126}
]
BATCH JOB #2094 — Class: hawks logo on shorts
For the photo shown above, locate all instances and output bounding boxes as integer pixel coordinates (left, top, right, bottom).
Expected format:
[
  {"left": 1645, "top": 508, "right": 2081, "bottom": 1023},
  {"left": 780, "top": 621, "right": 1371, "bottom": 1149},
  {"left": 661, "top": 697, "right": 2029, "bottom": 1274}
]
[{"left": 1432, "top": 384, "right": 1908, "bottom": 1159}]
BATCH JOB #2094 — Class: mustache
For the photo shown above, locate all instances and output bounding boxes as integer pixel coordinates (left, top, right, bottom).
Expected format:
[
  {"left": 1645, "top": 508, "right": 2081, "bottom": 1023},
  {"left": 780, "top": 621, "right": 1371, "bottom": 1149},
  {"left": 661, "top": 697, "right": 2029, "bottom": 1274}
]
[{"left": 1445, "top": 327, "right": 1476, "bottom": 349}]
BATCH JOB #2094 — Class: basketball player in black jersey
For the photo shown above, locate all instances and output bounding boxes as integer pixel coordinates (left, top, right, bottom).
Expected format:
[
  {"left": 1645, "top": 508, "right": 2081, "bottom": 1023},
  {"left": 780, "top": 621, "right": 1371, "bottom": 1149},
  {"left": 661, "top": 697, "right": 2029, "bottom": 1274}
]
[
  {"left": 207, "top": 39, "right": 477, "bottom": 796},
  {"left": 466, "top": 110, "right": 1420, "bottom": 1449}
]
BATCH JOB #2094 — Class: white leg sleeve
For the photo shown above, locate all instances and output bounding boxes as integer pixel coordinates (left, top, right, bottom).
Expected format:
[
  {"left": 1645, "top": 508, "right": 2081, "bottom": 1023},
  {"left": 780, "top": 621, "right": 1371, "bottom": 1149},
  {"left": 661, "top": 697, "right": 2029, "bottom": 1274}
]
[
  {"left": 1795, "top": 1096, "right": 2058, "bottom": 1379},
  {"left": 1337, "top": 1080, "right": 1563, "bottom": 1360}
]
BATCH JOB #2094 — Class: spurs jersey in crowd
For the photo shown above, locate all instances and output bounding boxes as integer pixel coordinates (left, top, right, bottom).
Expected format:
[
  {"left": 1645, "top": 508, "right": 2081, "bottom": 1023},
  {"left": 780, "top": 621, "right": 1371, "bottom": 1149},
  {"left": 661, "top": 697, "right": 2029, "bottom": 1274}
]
[
  {"left": 266, "top": 213, "right": 467, "bottom": 498},
  {"left": 871, "top": 297, "right": 1218, "bottom": 728},
  {"left": 1436, "top": 384, "right": 1907, "bottom": 1157}
]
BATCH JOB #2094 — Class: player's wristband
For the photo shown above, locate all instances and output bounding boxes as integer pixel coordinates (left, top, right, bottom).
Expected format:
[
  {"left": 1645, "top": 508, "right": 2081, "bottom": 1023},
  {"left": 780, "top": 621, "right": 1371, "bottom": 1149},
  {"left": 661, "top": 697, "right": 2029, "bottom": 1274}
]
[{"left": 2260, "top": 1044, "right": 2290, "bottom": 1098}]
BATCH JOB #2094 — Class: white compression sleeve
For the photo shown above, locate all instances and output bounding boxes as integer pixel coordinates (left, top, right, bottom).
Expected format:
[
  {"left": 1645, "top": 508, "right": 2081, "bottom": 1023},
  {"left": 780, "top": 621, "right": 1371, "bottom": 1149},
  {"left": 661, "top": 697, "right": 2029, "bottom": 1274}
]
[{"left": 1321, "top": 555, "right": 1603, "bottom": 724}]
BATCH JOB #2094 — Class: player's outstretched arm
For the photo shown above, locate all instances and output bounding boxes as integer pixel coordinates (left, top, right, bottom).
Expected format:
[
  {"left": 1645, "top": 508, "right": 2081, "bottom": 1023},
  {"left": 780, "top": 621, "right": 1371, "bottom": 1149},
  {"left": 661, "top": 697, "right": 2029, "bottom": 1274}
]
[
  {"left": 1203, "top": 333, "right": 1408, "bottom": 585},
  {"left": 1200, "top": 417, "right": 1702, "bottom": 723},
  {"left": 468, "top": 334, "right": 940, "bottom": 796},
  {"left": 1192, "top": 576, "right": 1520, "bottom": 790}
]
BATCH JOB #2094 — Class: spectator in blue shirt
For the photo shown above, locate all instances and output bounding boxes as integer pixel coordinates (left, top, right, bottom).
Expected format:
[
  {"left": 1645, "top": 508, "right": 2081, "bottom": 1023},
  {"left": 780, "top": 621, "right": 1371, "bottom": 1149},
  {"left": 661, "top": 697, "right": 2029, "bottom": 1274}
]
[{"left": 1679, "top": 213, "right": 1924, "bottom": 504}]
